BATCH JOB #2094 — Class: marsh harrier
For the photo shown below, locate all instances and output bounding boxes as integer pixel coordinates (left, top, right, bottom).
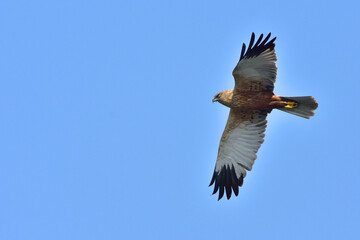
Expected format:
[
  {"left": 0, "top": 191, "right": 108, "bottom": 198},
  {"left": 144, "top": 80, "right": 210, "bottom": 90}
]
[{"left": 210, "top": 33, "right": 318, "bottom": 200}]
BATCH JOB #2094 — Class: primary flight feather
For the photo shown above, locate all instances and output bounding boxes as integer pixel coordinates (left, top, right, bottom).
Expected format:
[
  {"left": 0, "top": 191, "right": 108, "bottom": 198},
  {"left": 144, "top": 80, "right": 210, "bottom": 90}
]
[{"left": 210, "top": 33, "right": 318, "bottom": 200}]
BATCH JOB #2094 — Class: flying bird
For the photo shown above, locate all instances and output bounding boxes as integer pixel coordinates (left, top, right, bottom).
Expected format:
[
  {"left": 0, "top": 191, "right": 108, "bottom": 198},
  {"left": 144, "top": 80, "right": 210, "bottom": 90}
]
[{"left": 210, "top": 33, "right": 318, "bottom": 200}]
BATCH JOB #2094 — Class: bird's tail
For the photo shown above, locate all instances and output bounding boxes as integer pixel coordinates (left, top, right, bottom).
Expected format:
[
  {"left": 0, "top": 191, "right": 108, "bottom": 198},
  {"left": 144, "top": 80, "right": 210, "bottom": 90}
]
[{"left": 278, "top": 96, "right": 318, "bottom": 119}]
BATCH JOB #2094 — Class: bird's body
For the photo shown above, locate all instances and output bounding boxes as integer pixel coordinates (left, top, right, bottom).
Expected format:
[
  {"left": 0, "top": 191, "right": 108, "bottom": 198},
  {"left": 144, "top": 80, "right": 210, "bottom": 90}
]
[
  {"left": 216, "top": 89, "right": 287, "bottom": 110},
  {"left": 210, "top": 33, "right": 318, "bottom": 200}
]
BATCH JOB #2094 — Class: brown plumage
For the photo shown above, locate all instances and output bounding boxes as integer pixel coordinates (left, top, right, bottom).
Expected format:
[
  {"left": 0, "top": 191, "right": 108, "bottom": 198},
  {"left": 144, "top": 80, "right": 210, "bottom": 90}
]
[{"left": 210, "top": 33, "right": 318, "bottom": 200}]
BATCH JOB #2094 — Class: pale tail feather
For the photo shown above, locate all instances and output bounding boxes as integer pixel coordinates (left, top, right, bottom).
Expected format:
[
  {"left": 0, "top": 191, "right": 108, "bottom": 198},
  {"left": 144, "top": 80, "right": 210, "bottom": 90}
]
[{"left": 278, "top": 96, "right": 318, "bottom": 119}]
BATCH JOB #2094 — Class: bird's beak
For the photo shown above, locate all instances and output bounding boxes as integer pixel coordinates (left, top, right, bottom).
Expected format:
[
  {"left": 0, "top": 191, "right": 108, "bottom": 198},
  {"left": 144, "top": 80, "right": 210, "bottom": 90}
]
[{"left": 212, "top": 98, "right": 217, "bottom": 103}]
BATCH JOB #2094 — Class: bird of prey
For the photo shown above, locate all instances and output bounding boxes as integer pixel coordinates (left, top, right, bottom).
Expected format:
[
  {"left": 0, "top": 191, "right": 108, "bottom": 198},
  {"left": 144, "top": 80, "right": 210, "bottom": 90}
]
[{"left": 210, "top": 33, "right": 318, "bottom": 200}]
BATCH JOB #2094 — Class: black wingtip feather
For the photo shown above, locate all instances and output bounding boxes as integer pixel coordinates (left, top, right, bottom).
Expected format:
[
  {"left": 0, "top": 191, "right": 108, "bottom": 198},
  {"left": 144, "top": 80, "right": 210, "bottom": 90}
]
[
  {"left": 240, "top": 43, "right": 246, "bottom": 59},
  {"left": 230, "top": 167, "right": 239, "bottom": 196},
  {"left": 209, "top": 171, "right": 216, "bottom": 187},
  {"left": 254, "top": 33, "right": 263, "bottom": 47},
  {"left": 212, "top": 182, "right": 219, "bottom": 194},
  {"left": 218, "top": 186, "right": 224, "bottom": 201},
  {"left": 268, "top": 37, "right": 276, "bottom": 45},
  {"left": 210, "top": 165, "right": 245, "bottom": 200},
  {"left": 239, "top": 32, "right": 276, "bottom": 61},
  {"left": 262, "top": 33, "right": 271, "bottom": 45},
  {"left": 225, "top": 167, "right": 232, "bottom": 200},
  {"left": 239, "top": 175, "right": 244, "bottom": 187},
  {"left": 246, "top": 33, "right": 255, "bottom": 54}
]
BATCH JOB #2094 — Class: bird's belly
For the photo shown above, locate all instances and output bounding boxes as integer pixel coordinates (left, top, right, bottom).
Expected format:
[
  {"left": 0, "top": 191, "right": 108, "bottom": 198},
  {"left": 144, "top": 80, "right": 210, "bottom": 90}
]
[{"left": 231, "top": 91, "right": 274, "bottom": 110}]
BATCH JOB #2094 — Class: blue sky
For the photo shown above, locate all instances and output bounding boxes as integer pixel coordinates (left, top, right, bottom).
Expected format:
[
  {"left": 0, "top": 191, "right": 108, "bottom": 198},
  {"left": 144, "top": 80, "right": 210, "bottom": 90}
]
[{"left": 1, "top": 0, "right": 360, "bottom": 239}]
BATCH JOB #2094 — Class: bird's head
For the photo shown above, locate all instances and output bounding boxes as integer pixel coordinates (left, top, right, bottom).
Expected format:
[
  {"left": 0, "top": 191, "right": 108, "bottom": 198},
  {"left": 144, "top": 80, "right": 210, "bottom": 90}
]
[
  {"left": 212, "top": 92, "right": 223, "bottom": 103},
  {"left": 212, "top": 90, "right": 233, "bottom": 106}
]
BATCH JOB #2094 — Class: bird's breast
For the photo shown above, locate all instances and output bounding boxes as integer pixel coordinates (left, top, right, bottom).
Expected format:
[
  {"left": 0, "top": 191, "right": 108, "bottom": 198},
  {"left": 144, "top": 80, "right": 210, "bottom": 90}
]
[{"left": 230, "top": 91, "right": 274, "bottom": 110}]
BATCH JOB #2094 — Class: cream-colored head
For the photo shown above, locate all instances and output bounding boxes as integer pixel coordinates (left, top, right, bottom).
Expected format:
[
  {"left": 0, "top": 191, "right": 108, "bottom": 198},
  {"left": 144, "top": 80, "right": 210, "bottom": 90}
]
[{"left": 212, "top": 90, "right": 233, "bottom": 107}]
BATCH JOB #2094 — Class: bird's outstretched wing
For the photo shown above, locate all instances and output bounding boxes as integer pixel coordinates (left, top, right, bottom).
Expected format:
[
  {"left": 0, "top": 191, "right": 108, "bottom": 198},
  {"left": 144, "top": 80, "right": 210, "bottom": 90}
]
[
  {"left": 232, "top": 33, "right": 277, "bottom": 92},
  {"left": 209, "top": 110, "right": 268, "bottom": 200}
]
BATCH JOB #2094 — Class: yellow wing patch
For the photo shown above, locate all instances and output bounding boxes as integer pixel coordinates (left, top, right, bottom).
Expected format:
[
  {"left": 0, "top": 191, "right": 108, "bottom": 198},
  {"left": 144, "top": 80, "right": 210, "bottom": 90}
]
[{"left": 284, "top": 101, "right": 298, "bottom": 108}]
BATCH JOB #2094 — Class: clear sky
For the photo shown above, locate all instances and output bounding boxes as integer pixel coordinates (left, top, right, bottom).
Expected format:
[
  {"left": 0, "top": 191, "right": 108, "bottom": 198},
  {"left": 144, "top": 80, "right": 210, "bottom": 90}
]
[{"left": 1, "top": 0, "right": 360, "bottom": 239}]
